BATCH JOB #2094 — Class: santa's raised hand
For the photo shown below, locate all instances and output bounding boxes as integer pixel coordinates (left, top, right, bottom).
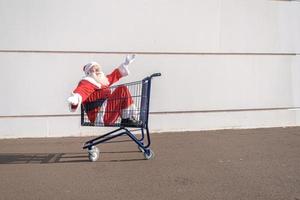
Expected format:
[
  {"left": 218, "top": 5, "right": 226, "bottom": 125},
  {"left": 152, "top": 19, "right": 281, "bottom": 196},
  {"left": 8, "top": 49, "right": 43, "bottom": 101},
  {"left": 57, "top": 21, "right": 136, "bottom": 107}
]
[
  {"left": 124, "top": 54, "right": 136, "bottom": 66},
  {"left": 118, "top": 54, "right": 136, "bottom": 76}
]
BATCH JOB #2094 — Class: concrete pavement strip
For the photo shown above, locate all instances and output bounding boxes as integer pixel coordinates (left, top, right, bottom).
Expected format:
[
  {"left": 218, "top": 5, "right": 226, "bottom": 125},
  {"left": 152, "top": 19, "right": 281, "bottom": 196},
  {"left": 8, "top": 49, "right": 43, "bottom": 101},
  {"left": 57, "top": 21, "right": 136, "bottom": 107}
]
[{"left": 0, "top": 127, "right": 299, "bottom": 200}]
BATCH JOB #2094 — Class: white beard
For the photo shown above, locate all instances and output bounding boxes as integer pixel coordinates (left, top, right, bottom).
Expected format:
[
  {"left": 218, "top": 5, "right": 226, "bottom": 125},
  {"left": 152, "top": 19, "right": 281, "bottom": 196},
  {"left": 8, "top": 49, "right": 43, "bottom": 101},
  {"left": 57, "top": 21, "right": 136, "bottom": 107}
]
[{"left": 91, "top": 72, "right": 109, "bottom": 86}]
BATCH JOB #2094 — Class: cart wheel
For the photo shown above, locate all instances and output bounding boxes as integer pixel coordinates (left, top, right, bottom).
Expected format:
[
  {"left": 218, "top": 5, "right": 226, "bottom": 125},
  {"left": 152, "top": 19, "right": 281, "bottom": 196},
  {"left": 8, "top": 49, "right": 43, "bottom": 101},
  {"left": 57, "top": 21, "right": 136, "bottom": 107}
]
[
  {"left": 144, "top": 148, "right": 154, "bottom": 160},
  {"left": 88, "top": 146, "right": 99, "bottom": 162}
]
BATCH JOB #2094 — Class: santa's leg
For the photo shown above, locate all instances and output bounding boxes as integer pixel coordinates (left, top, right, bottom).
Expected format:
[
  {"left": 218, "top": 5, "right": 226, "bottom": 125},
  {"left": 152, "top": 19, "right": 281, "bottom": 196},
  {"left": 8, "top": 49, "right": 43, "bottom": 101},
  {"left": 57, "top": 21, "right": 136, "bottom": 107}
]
[{"left": 103, "top": 85, "right": 134, "bottom": 125}]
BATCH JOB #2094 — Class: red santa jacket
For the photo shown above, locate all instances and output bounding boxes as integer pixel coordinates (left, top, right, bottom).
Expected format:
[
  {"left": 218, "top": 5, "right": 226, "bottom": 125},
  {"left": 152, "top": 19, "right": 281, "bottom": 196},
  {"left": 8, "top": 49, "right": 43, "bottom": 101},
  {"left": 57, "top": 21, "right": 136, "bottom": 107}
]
[{"left": 71, "top": 68, "right": 125, "bottom": 123}]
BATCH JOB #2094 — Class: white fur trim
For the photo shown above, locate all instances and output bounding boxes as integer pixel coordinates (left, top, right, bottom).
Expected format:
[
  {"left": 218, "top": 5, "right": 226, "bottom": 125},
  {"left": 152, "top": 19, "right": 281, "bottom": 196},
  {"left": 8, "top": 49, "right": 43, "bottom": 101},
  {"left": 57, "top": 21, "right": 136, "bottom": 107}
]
[
  {"left": 95, "top": 100, "right": 107, "bottom": 125},
  {"left": 74, "top": 93, "right": 82, "bottom": 105},
  {"left": 118, "top": 64, "right": 130, "bottom": 77},
  {"left": 82, "top": 76, "right": 101, "bottom": 88}
]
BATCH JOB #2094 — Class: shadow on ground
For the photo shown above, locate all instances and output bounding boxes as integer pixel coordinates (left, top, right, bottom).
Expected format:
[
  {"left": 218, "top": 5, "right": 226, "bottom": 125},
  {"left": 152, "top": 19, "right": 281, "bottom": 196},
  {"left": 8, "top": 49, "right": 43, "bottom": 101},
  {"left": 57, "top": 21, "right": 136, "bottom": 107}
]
[{"left": 0, "top": 150, "right": 144, "bottom": 164}]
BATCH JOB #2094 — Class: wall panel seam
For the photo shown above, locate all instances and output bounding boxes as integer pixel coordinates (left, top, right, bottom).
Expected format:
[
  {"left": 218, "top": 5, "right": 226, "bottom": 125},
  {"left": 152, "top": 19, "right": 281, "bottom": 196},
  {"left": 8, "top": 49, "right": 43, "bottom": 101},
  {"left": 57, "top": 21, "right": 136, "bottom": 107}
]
[
  {"left": 1, "top": 107, "right": 299, "bottom": 118},
  {"left": 0, "top": 50, "right": 298, "bottom": 56}
]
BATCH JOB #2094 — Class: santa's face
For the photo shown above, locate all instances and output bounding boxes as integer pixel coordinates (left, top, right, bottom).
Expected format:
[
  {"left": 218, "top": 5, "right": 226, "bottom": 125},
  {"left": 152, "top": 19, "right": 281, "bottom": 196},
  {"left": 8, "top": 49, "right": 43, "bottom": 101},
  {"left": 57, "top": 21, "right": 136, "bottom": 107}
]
[
  {"left": 89, "top": 65, "right": 102, "bottom": 82},
  {"left": 90, "top": 65, "right": 101, "bottom": 74},
  {"left": 89, "top": 65, "right": 109, "bottom": 86}
]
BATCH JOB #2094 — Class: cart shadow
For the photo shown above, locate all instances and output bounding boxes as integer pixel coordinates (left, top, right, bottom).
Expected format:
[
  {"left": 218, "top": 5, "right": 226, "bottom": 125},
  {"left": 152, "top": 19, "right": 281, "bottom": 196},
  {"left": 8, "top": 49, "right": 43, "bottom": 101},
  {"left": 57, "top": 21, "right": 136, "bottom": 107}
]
[{"left": 0, "top": 151, "right": 144, "bottom": 164}]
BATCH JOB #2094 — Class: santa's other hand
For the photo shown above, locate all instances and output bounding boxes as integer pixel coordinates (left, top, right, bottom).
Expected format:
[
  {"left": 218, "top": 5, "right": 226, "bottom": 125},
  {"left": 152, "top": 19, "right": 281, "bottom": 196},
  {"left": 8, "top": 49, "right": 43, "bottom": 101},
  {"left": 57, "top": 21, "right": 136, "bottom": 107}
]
[{"left": 67, "top": 95, "right": 79, "bottom": 105}]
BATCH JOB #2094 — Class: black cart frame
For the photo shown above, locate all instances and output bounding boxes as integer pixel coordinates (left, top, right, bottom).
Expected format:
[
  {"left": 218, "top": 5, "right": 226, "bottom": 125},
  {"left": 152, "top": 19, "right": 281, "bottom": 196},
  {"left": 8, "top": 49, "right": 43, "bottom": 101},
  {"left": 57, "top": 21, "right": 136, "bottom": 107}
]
[{"left": 81, "top": 73, "right": 161, "bottom": 161}]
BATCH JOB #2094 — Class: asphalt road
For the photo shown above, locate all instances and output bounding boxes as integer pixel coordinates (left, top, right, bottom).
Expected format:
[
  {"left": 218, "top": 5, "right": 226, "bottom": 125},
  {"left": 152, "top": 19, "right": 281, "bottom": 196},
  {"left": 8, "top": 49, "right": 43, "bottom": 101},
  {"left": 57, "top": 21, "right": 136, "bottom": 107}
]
[{"left": 0, "top": 127, "right": 299, "bottom": 200}]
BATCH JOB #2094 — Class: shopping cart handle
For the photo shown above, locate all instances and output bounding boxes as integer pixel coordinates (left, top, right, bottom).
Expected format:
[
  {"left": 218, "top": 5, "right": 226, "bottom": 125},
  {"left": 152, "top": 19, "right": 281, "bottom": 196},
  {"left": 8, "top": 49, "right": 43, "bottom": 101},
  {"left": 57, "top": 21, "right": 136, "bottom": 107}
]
[{"left": 150, "top": 73, "right": 161, "bottom": 78}]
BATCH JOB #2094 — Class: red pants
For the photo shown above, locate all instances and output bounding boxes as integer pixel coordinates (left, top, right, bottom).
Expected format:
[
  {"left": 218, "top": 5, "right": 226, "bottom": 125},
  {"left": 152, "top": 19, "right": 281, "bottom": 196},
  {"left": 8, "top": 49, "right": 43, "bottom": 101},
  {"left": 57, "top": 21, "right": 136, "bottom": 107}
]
[
  {"left": 103, "top": 85, "right": 133, "bottom": 125},
  {"left": 85, "top": 85, "right": 133, "bottom": 125}
]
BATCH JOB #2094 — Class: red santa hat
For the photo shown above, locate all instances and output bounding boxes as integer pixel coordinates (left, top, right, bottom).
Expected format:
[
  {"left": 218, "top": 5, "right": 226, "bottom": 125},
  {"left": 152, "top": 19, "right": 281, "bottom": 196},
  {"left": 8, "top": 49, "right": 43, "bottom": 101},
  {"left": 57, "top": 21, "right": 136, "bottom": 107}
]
[{"left": 83, "top": 62, "right": 100, "bottom": 75}]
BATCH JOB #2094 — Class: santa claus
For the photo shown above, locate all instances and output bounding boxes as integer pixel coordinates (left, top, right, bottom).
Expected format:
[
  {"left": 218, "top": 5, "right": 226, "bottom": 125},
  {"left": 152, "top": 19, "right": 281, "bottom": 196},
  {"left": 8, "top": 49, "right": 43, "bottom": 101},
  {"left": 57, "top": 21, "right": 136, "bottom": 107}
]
[{"left": 67, "top": 55, "right": 140, "bottom": 126}]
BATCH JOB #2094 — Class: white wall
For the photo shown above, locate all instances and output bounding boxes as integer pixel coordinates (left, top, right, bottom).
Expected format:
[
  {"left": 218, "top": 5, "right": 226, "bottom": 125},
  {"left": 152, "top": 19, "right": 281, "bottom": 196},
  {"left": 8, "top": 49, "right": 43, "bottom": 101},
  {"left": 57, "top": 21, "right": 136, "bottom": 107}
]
[
  {"left": 0, "top": 0, "right": 299, "bottom": 138},
  {"left": 292, "top": 55, "right": 300, "bottom": 124}
]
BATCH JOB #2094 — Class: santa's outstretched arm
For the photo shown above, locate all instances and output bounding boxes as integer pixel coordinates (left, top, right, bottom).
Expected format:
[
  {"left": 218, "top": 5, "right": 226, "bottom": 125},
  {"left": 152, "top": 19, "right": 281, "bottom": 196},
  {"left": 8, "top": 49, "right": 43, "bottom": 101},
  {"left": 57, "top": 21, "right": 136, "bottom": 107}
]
[
  {"left": 107, "top": 54, "right": 135, "bottom": 85},
  {"left": 67, "top": 80, "right": 97, "bottom": 112}
]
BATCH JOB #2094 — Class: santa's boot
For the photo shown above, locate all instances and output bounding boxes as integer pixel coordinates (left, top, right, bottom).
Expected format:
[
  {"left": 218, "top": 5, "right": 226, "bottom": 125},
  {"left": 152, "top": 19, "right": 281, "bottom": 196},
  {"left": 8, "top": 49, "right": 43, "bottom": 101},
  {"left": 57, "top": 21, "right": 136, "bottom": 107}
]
[{"left": 121, "top": 104, "right": 141, "bottom": 127}]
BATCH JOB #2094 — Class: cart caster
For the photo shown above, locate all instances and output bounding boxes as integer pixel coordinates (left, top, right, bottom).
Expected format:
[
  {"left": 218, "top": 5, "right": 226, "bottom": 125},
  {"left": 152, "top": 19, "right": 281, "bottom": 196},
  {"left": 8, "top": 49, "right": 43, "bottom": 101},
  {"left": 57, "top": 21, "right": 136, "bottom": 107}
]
[
  {"left": 88, "top": 146, "right": 99, "bottom": 162},
  {"left": 144, "top": 148, "right": 154, "bottom": 160}
]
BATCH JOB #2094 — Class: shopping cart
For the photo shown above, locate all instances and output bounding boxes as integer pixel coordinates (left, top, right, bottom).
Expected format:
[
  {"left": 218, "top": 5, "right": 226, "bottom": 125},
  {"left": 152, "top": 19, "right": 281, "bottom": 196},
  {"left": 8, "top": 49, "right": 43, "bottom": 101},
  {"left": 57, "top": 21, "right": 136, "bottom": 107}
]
[{"left": 82, "top": 73, "right": 161, "bottom": 161}]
